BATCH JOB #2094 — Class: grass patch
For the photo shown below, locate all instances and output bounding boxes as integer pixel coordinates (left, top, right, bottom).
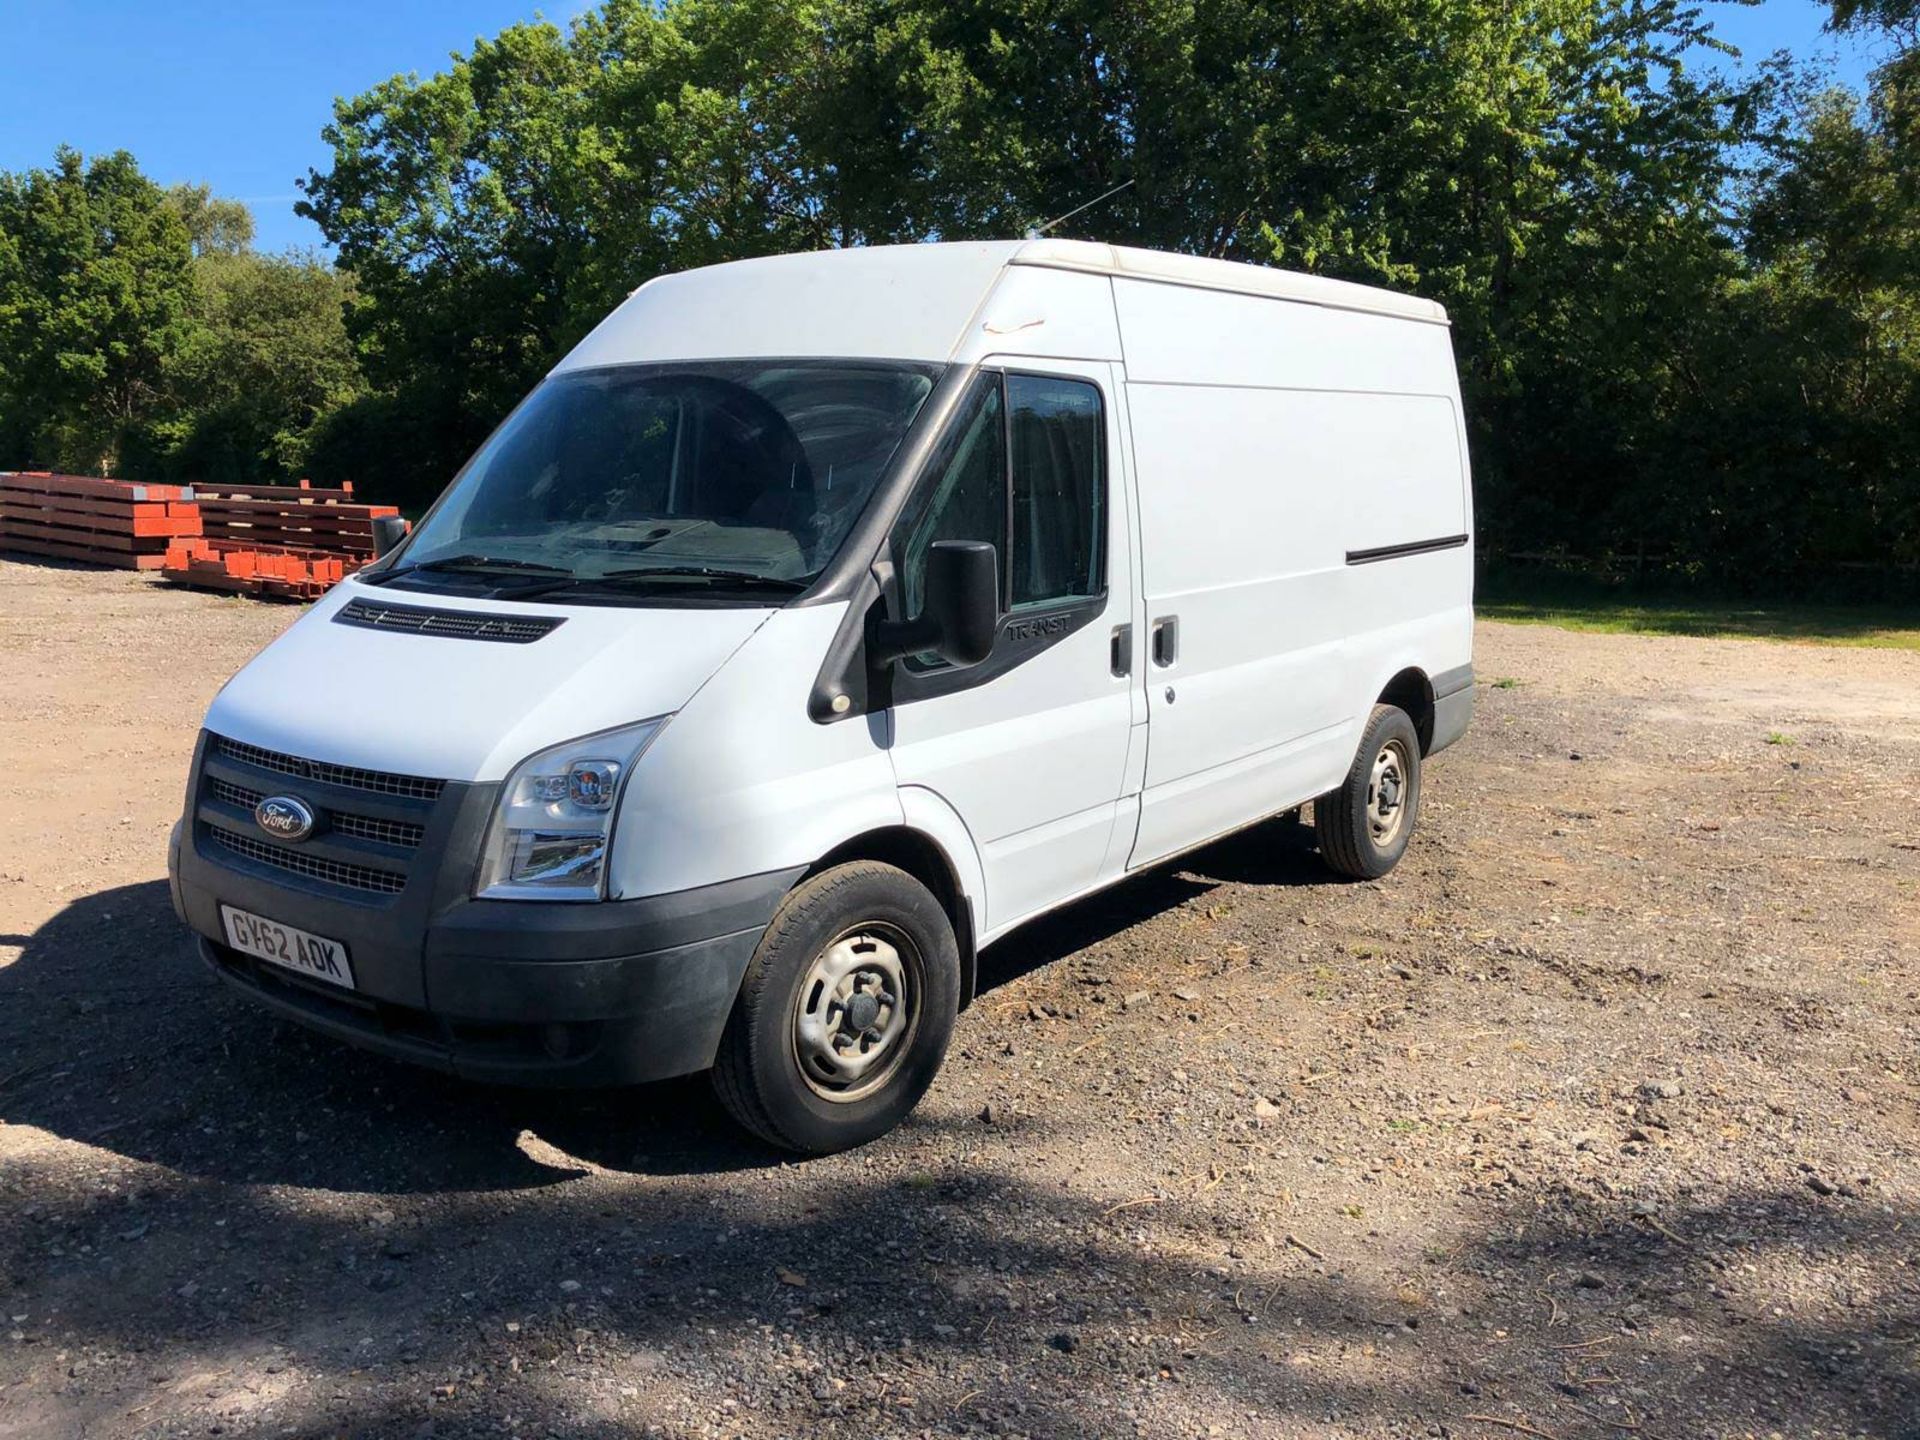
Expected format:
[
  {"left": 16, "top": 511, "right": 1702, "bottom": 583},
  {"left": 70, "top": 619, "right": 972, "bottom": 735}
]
[{"left": 1478, "top": 594, "right": 1920, "bottom": 650}]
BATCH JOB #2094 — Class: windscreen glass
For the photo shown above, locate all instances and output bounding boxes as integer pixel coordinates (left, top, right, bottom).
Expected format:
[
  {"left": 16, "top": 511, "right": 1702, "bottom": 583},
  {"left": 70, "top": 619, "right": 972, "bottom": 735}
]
[{"left": 390, "top": 360, "right": 939, "bottom": 599}]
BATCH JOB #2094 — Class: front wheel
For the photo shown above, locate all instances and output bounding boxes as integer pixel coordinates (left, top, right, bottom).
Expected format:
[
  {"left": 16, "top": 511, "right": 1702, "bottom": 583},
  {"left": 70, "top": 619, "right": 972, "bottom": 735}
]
[
  {"left": 1315, "top": 704, "right": 1423, "bottom": 879},
  {"left": 710, "top": 861, "right": 960, "bottom": 1154}
]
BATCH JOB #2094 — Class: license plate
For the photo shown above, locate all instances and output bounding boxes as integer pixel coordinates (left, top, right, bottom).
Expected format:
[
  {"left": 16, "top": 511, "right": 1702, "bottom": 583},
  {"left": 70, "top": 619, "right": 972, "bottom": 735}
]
[{"left": 220, "top": 905, "right": 356, "bottom": 991}]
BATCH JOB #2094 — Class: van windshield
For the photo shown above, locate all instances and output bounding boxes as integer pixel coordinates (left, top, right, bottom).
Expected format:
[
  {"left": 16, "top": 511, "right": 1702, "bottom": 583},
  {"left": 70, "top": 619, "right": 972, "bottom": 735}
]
[{"left": 382, "top": 360, "right": 940, "bottom": 600}]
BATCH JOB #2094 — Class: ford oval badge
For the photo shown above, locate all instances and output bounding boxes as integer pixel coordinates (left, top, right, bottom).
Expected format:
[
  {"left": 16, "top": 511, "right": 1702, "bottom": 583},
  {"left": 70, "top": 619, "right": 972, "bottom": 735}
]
[{"left": 254, "top": 795, "right": 317, "bottom": 843}]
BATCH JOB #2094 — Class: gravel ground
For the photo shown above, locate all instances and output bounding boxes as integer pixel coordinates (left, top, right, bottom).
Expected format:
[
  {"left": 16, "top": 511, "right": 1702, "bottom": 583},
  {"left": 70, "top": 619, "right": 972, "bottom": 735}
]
[{"left": 2, "top": 559, "right": 1917, "bottom": 1440}]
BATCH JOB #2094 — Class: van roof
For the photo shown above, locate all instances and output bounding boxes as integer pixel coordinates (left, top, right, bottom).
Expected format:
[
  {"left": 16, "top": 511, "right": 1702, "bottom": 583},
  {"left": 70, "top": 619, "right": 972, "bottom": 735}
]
[
  {"left": 559, "top": 240, "right": 1447, "bottom": 376},
  {"left": 626, "top": 238, "right": 1451, "bottom": 327},
  {"left": 1009, "top": 239, "right": 1450, "bottom": 326}
]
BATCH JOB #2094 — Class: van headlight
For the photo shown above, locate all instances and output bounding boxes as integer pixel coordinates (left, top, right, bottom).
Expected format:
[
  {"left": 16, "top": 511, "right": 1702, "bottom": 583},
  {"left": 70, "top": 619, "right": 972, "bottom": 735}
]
[{"left": 475, "top": 718, "right": 670, "bottom": 900}]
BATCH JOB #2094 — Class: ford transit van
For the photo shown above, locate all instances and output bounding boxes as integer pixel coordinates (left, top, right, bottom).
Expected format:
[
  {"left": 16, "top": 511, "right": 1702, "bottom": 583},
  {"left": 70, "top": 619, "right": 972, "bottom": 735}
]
[{"left": 168, "top": 239, "right": 1474, "bottom": 1153}]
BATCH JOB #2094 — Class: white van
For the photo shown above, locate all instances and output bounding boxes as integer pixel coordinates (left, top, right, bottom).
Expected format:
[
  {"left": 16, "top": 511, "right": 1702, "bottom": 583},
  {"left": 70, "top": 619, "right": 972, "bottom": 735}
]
[{"left": 169, "top": 240, "right": 1474, "bottom": 1152}]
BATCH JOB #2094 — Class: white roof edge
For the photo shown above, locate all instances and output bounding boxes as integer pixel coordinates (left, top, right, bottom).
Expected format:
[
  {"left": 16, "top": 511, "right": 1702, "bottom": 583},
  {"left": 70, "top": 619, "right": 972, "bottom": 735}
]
[{"left": 1010, "top": 238, "right": 1450, "bottom": 327}]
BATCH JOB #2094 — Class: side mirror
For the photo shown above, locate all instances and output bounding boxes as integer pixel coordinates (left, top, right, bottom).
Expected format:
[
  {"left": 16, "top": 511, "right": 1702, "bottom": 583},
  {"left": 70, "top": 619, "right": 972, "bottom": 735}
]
[
  {"left": 872, "top": 541, "right": 1000, "bottom": 669},
  {"left": 371, "top": 514, "right": 411, "bottom": 559}
]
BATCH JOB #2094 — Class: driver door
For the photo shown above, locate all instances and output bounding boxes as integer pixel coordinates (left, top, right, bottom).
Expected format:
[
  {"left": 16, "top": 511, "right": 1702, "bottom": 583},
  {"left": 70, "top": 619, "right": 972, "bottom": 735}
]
[{"left": 884, "top": 359, "right": 1141, "bottom": 937}]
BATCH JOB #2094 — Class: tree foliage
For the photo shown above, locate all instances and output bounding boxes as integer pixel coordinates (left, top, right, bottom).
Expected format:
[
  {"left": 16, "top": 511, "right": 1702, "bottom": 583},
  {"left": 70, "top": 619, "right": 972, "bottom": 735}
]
[
  {"left": 148, "top": 250, "right": 366, "bottom": 485},
  {"left": 167, "top": 183, "right": 257, "bottom": 258},
  {"left": 0, "top": 149, "right": 362, "bottom": 485},
  {"left": 0, "top": 148, "right": 200, "bottom": 474},
  {"left": 2, "top": 1, "right": 1916, "bottom": 594}
]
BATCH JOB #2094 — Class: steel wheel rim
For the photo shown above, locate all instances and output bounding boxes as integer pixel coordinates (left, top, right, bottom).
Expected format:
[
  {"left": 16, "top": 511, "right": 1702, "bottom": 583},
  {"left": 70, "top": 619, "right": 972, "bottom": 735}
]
[
  {"left": 791, "top": 923, "right": 920, "bottom": 1103},
  {"left": 1367, "top": 738, "right": 1412, "bottom": 847}
]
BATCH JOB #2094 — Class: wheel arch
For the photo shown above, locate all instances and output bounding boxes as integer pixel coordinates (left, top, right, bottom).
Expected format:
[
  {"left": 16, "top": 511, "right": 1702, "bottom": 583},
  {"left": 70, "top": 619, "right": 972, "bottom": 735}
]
[
  {"left": 1376, "top": 666, "right": 1437, "bottom": 755},
  {"left": 807, "top": 813, "right": 984, "bottom": 1009}
]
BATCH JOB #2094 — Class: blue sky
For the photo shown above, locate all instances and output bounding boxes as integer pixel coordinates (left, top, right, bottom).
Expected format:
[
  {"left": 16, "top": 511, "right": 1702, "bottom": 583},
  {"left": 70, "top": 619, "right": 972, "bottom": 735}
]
[{"left": 0, "top": 1, "right": 1891, "bottom": 254}]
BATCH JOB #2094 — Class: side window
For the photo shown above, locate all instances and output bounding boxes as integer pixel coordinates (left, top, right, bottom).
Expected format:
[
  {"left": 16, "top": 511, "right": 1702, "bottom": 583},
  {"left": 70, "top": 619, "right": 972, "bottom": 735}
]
[
  {"left": 1007, "top": 374, "right": 1105, "bottom": 609},
  {"left": 892, "top": 369, "right": 1108, "bottom": 667},
  {"left": 897, "top": 376, "right": 1006, "bottom": 621}
]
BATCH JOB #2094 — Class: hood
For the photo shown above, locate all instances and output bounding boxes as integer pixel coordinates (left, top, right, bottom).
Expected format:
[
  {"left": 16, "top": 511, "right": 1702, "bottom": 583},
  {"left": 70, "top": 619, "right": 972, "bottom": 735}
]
[{"left": 205, "top": 581, "right": 772, "bottom": 783}]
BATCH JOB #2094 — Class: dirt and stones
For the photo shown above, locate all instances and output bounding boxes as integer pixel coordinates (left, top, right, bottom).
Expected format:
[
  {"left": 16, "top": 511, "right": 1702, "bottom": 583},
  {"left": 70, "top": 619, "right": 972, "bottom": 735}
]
[{"left": 2, "top": 559, "right": 1916, "bottom": 1438}]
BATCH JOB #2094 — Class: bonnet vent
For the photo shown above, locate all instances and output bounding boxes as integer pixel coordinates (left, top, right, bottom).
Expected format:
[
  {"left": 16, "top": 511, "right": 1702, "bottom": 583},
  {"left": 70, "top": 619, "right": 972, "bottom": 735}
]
[{"left": 333, "top": 597, "right": 565, "bottom": 644}]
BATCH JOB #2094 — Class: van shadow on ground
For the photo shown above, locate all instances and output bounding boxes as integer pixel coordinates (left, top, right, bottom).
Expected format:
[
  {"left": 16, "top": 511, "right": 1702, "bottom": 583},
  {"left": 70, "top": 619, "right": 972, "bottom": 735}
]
[{"left": 0, "top": 814, "right": 1319, "bottom": 1196}]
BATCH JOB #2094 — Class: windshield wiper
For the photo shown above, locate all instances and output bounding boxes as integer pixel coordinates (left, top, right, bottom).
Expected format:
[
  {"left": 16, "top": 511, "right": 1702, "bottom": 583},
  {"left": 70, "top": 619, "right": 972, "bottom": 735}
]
[
  {"left": 363, "top": 554, "right": 573, "bottom": 586},
  {"left": 598, "top": 566, "right": 811, "bottom": 588},
  {"left": 510, "top": 565, "right": 813, "bottom": 598}
]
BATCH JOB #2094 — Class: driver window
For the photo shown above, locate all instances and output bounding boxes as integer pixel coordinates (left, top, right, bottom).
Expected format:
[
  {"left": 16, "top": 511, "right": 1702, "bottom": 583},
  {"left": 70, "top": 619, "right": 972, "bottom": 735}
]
[
  {"left": 1008, "top": 374, "right": 1104, "bottom": 608},
  {"left": 897, "top": 376, "right": 1006, "bottom": 621},
  {"left": 893, "top": 369, "right": 1110, "bottom": 661}
]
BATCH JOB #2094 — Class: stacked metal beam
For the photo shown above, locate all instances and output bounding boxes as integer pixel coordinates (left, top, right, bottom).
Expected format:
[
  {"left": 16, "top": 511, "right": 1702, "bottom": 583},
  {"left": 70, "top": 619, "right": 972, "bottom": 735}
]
[
  {"left": 187, "top": 480, "right": 399, "bottom": 562},
  {"left": 161, "top": 480, "right": 404, "bottom": 601},
  {"left": 0, "top": 472, "right": 201, "bottom": 569},
  {"left": 1, "top": 472, "right": 406, "bottom": 602},
  {"left": 158, "top": 539, "right": 352, "bottom": 601}
]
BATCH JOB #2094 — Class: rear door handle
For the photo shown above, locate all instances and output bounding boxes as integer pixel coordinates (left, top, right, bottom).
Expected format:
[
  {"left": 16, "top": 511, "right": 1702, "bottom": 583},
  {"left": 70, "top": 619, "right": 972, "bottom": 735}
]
[
  {"left": 1151, "top": 616, "right": 1180, "bottom": 668},
  {"left": 1110, "top": 624, "right": 1133, "bottom": 677}
]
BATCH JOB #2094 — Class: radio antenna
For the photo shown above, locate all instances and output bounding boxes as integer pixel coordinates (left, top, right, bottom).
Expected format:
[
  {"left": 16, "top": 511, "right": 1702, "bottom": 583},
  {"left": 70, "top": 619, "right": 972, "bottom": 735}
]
[{"left": 1026, "top": 178, "right": 1136, "bottom": 240}]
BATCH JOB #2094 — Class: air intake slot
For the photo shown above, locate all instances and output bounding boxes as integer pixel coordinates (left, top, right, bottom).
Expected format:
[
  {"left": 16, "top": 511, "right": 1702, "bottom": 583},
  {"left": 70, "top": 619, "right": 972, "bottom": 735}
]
[
  {"left": 215, "top": 736, "right": 445, "bottom": 801},
  {"left": 208, "top": 827, "right": 408, "bottom": 895},
  {"left": 334, "top": 597, "right": 565, "bottom": 645}
]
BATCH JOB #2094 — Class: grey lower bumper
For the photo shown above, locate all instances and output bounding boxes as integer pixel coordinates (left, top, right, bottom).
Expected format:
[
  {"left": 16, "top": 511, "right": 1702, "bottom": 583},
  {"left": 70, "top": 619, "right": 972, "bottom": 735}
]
[
  {"left": 1428, "top": 664, "right": 1475, "bottom": 756},
  {"left": 171, "top": 806, "right": 802, "bottom": 1088},
  {"left": 194, "top": 926, "right": 764, "bottom": 1087}
]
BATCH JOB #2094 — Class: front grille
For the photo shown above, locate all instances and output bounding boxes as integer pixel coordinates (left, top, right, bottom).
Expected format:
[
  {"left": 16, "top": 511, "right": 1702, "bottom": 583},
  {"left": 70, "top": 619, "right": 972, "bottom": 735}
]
[
  {"left": 333, "top": 813, "right": 427, "bottom": 848},
  {"left": 210, "top": 777, "right": 424, "bottom": 849},
  {"left": 201, "top": 732, "right": 445, "bottom": 898},
  {"left": 210, "top": 777, "right": 260, "bottom": 811},
  {"left": 334, "top": 597, "right": 565, "bottom": 644},
  {"left": 209, "top": 827, "right": 407, "bottom": 895},
  {"left": 217, "top": 736, "right": 445, "bottom": 801}
]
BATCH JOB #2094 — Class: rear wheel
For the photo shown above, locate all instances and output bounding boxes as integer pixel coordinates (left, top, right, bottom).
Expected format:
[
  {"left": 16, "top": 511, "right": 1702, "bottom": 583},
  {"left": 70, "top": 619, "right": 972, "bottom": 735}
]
[
  {"left": 1315, "top": 704, "right": 1423, "bottom": 879},
  {"left": 710, "top": 861, "right": 960, "bottom": 1154}
]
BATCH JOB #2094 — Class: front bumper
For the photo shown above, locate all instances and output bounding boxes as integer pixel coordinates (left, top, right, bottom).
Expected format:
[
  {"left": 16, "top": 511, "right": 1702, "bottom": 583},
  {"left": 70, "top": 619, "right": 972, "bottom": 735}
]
[{"left": 169, "top": 734, "right": 801, "bottom": 1087}]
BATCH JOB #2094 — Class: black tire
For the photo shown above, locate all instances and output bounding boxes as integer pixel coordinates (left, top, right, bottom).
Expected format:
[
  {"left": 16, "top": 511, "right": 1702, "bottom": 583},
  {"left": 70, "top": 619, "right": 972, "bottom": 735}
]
[
  {"left": 710, "top": 861, "right": 960, "bottom": 1154},
  {"left": 1315, "top": 704, "right": 1423, "bottom": 880}
]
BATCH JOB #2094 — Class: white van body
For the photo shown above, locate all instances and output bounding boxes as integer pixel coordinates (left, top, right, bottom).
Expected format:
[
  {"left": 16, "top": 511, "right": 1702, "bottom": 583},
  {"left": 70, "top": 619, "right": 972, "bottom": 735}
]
[{"left": 171, "top": 240, "right": 1472, "bottom": 1146}]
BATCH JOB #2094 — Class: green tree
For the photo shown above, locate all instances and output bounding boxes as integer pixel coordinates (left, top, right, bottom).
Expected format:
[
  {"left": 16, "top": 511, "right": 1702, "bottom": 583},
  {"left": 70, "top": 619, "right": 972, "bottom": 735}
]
[
  {"left": 1827, "top": 0, "right": 1920, "bottom": 37},
  {"left": 166, "top": 183, "right": 256, "bottom": 258},
  {"left": 1709, "top": 1, "right": 1920, "bottom": 582},
  {"left": 301, "top": 0, "right": 1767, "bottom": 518},
  {"left": 149, "top": 250, "right": 367, "bottom": 486},
  {"left": 0, "top": 149, "right": 371, "bottom": 489},
  {"left": 0, "top": 147, "right": 201, "bottom": 474},
  {"left": 295, "top": 18, "right": 601, "bottom": 501},
  {"left": 291, "top": 0, "right": 1919, "bottom": 587},
  {"left": 852, "top": 0, "right": 1757, "bottom": 564}
]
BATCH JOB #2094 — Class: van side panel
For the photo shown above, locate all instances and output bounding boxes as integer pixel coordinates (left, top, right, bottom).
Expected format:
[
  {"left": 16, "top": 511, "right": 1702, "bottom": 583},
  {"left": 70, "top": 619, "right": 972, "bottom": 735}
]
[
  {"left": 1117, "top": 279, "right": 1472, "bottom": 867},
  {"left": 1114, "top": 278, "right": 1462, "bottom": 391}
]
